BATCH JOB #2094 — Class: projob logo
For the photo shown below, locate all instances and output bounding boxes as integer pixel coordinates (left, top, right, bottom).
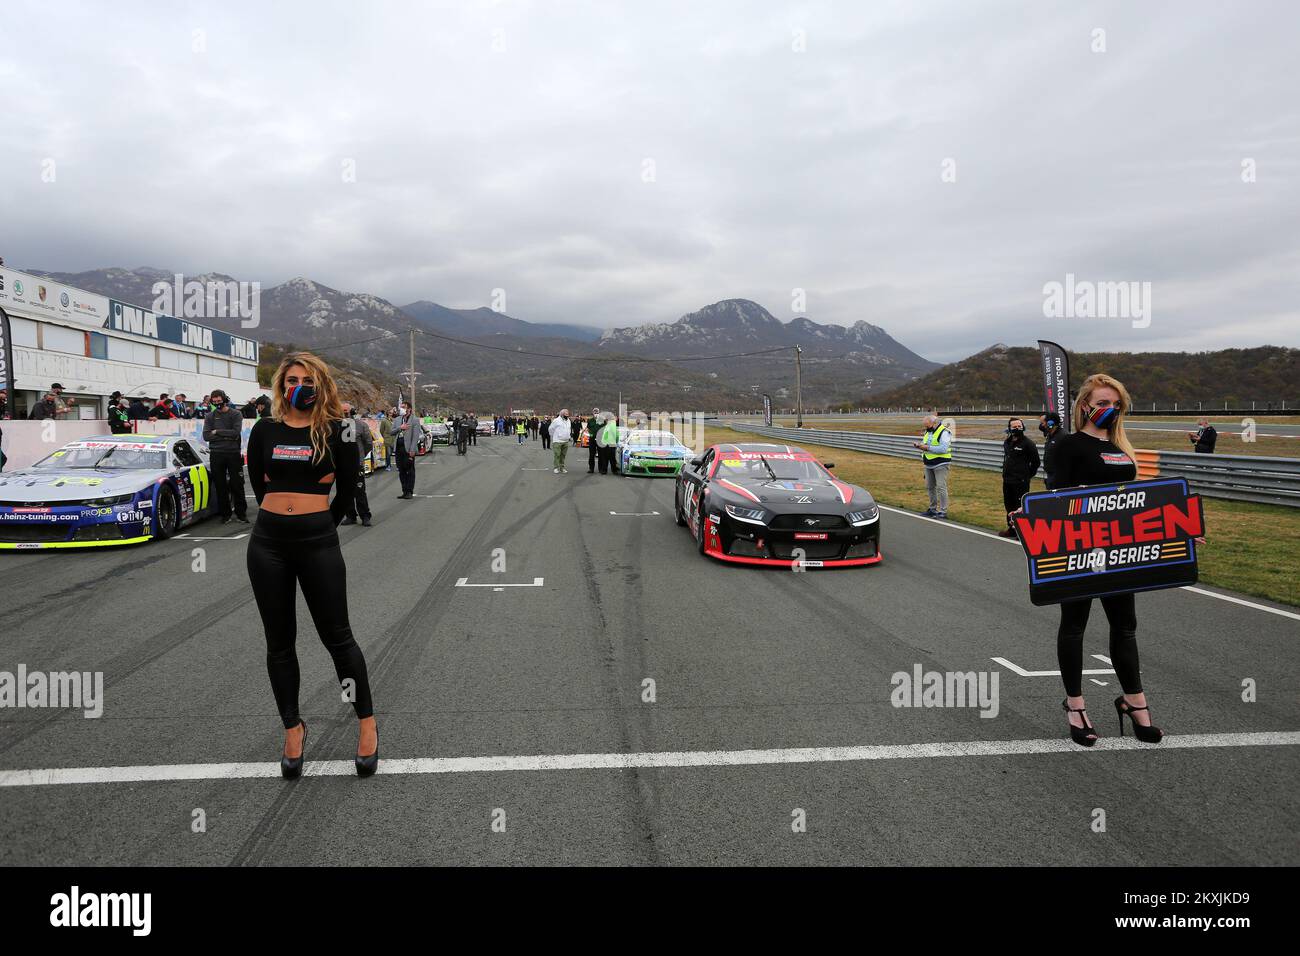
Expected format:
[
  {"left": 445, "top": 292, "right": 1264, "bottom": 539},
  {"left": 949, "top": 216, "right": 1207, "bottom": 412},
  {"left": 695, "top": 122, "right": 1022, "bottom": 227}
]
[
  {"left": 1042, "top": 272, "right": 1152, "bottom": 329},
  {"left": 49, "top": 886, "right": 151, "bottom": 936}
]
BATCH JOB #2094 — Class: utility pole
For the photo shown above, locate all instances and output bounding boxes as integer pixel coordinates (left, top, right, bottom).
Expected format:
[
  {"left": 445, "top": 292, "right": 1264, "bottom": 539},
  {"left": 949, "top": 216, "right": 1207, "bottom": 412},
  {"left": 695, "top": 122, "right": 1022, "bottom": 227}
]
[
  {"left": 794, "top": 345, "right": 804, "bottom": 428},
  {"left": 401, "top": 328, "right": 421, "bottom": 415}
]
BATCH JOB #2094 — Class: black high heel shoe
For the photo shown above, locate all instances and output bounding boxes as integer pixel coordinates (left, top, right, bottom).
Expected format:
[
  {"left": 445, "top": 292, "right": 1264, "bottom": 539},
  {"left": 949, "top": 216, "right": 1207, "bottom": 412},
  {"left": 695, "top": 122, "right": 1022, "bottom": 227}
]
[
  {"left": 1114, "top": 696, "right": 1164, "bottom": 744},
  {"left": 355, "top": 724, "right": 379, "bottom": 778},
  {"left": 1062, "top": 699, "right": 1098, "bottom": 747},
  {"left": 281, "top": 720, "right": 308, "bottom": 780}
]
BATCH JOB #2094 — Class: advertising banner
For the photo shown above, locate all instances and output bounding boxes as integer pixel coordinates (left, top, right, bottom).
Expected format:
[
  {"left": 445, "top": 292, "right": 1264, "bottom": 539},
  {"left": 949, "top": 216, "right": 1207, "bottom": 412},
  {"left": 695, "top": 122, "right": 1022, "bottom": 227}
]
[
  {"left": 1037, "top": 340, "right": 1071, "bottom": 433},
  {"left": 1013, "top": 477, "right": 1204, "bottom": 605},
  {"left": 762, "top": 393, "right": 773, "bottom": 427}
]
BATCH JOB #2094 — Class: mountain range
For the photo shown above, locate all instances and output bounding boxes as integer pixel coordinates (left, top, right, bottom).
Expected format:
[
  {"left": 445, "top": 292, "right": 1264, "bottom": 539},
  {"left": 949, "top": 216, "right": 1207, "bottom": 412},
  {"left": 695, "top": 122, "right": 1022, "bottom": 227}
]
[{"left": 28, "top": 266, "right": 937, "bottom": 409}]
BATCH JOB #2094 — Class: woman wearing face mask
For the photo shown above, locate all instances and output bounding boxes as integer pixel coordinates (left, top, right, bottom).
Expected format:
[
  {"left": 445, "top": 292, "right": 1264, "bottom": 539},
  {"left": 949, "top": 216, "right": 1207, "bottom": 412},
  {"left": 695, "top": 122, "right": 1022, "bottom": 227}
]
[
  {"left": 1051, "top": 373, "right": 1163, "bottom": 747},
  {"left": 998, "top": 418, "right": 1040, "bottom": 538},
  {"left": 245, "top": 352, "right": 379, "bottom": 778}
]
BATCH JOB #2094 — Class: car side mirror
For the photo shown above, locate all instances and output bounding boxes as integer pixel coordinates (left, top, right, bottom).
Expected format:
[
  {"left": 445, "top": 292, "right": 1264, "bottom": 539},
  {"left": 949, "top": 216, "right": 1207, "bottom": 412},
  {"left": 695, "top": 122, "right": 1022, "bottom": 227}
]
[
  {"left": 824, "top": 462, "right": 835, "bottom": 469},
  {"left": 689, "top": 457, "right": 703, "bottom": 468}
]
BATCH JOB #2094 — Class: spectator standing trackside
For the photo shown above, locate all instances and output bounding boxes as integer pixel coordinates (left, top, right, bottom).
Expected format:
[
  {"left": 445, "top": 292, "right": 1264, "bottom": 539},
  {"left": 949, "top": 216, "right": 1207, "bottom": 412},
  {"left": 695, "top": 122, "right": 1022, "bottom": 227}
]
[
  {"left": 596, "top": 415, "right": 619, "bottom": 475},
  {"left": 378, "top": 411, "right": 394, "bottom": 469},
  {"left": 587, "top": 407, "right": 601, "bottom": 472},
  {"left": 540, "top": 416, "right": 551, "bottom": 450},
  {"left": 203, "top": 389, "right": 249, "bottom": 524},
  {"left": 393, "top": 401, "right": 421, "bottom": 499},
  {"left": 914, "top": 413, "right": 952, "bottom": 519},
  {"left": 998, "top": 418, "right": 1040, "bottom": 537},
  {"left": 108, "top": 392, "right": 132, "bottom": 434},
  {"left": 549, "top": 409, "right": 572, "bottom": 473},
  {"left": 29, "top": 392, "right": 59, "bottom": 420},
  {"left": 515, "top": 419, "right": 526, "bottom": 444},
  {"left": 1038, "top": 412, "right": 1064, "bottom": 490},
  {"left": 339, "top": 404, "right": 373, "bottom": 527},
  {"left": 1188, "top": 418, "right": 1217, "bottom": 454}
]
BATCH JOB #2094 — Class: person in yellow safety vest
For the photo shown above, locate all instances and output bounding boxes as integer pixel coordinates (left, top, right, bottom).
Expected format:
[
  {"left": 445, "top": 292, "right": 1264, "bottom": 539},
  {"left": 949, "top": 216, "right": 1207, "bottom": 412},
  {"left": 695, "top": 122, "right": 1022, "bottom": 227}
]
[
  {"left": 516, "top": 419, "right": 527, "bottom": 445},
  {"left": 913, "top": 413, "right": 952, "bottom": 519}
]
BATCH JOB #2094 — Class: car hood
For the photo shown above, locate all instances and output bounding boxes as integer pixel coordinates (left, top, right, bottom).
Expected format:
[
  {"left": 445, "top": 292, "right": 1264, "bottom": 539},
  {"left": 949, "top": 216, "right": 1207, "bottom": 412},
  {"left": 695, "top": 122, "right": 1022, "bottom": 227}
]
[
  {"left": 714, "top": 475, "right": 871, "bottom": 507},
  {"left": 0, "top": 469, "right": 166, "bottom": 504}
]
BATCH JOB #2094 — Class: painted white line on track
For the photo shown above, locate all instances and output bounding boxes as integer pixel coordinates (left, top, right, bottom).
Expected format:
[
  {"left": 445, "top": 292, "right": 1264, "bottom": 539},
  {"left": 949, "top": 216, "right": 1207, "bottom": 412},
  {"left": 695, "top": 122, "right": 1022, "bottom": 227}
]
[
  {"left": 879, "top": 505, "right": 1300, "bottom": 622},
  {"left": 174, "top": 533, "right": 248, "bottom": 541},
  {"left": 610, "top": 511, "right": 660, "bottom": 516},
  {"left": 454, "top": 577, "right": 545, "bottom": 588},
  {"left": 4, "top": 731, "right": 1296, "bottom": 787},
  {"left": 992, "top": 656, "right": 1113, "bottom": 678},
  {"left": 413, "top": 494, "right": 455, "bottom": 498}
]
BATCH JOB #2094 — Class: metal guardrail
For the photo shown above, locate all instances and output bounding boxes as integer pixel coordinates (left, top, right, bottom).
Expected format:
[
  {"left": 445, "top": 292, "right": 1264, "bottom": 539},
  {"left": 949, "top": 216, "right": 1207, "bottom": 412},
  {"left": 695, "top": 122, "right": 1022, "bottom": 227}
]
[{"left": 722, "top": 422, "right": 1300, "bottom": 508}]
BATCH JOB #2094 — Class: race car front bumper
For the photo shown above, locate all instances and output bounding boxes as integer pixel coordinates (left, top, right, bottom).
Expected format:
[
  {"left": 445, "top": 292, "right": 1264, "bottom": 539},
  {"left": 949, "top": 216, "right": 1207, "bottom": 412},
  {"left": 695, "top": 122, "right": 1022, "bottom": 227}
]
[{"left": 702, "top": 511, "right": 882, "bottom": 567}]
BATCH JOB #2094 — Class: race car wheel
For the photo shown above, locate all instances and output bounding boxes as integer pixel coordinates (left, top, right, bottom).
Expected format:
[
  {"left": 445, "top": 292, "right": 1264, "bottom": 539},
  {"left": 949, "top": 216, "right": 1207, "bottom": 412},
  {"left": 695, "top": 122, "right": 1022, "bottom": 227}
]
[
  {"left": 154, "top": 486, "right": 180, "bottom": 539},
  {"left": 674, "top": 486, "right": 687, "bottom": 526}
]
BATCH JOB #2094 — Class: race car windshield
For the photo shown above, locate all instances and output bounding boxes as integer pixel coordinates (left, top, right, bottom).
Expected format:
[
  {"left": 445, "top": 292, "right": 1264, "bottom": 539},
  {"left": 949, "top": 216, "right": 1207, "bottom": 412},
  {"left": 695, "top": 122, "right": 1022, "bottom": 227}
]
[
  {"left": 629, "top": 432, "right": 683, "bottom": 447},
  {"left": 716, "top": 455, "right": 826, "bottom": 481},
  {"left": 33, "top": 446, "right": 168, "bottom": 470}
]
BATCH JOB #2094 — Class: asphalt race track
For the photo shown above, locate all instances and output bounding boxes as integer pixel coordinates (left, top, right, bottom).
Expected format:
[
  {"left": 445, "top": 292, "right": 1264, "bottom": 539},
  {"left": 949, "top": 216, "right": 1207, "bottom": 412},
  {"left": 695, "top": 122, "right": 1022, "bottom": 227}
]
[{"left": 2, "top": 436, "right": 1297, "bottom": 866}]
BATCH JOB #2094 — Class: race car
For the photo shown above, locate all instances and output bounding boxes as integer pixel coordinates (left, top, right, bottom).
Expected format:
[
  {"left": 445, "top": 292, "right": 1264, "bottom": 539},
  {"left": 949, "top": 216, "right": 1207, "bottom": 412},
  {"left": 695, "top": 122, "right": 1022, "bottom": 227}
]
[
  {"left": 0, "top": 435, "right": 215, "bottom": 550},
  {"left": 618, "top": 429, "right": 694, "bottom": 477},
  {"left": 476, "top": 419, "right": 494, "bottom": 437},
  {"left": 674, "top": 442, "right": 881, "bottom": 567},
  {"left": 425, "top": 422, "right": 452, "bottom": 445}
]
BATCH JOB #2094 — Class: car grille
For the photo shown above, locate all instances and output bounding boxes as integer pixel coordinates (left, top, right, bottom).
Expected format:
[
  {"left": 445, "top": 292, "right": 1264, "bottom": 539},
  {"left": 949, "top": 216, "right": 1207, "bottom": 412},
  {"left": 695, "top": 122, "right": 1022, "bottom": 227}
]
[
  {"left": 74, "top": 525, "right": 129, "bottom": 542},
  {"left": 0, "top": 525, "right": 71, "bottom": 543},
  {"left": 770, "top": 540, "right": 843, "bottom": 560},
  {"left": 769, "top": 514, "right": 847, "bottom": 530}
]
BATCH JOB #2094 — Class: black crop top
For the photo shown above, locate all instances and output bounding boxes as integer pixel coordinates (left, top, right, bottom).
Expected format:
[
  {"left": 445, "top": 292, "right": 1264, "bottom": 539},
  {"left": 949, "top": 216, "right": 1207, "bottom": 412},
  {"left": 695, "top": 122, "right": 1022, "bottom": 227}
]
[
  {"left": 246, "top": 418, "right": 358, "bottom": 525},
  {"left": 1052, "top": 431, "right": 1138, "bottom": 488}
]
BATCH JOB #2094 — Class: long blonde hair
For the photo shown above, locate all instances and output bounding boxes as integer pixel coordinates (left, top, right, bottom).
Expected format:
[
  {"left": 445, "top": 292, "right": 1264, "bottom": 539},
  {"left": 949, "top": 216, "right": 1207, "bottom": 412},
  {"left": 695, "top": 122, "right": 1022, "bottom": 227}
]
[
  {"left": 270, "top": 351, "right": 344, "bottom": 465},
  {"left": 1072, "top": 372, "right": 1136, "bottom": 460}
]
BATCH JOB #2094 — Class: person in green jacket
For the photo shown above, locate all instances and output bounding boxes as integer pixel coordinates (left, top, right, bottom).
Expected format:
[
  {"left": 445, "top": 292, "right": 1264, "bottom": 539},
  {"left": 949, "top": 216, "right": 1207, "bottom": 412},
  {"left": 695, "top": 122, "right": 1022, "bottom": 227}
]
[
  {"left": 515, "top": 420, "right": 526, "bottom": 444},
  {"left": 378, "top": 412, "right": 395, "bottom": 469}
]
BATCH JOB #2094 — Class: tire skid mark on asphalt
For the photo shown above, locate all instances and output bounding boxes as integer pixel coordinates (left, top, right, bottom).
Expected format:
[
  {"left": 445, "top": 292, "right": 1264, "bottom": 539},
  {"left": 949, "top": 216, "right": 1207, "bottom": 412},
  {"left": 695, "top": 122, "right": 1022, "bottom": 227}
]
[
  {"left": 570, "top": 476, "right": 662, "bottom": 864},
  {"left": 0, "top": 582, "right": 259, "bottom": 755},
  {"left": 228, "top": 451, "right": 526, "bottom": 866}
]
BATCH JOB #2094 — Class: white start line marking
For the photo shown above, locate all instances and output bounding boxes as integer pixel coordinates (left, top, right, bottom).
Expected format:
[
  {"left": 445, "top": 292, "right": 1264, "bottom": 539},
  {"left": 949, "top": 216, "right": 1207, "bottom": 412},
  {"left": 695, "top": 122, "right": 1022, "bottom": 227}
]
[
  {"left": 454, "top": 577, "right": 545, "bottom": 588},
  {"left": 3, "top": 731, "right": 1296, "bottom": 787},
  {"left": 413, "top": 494, "right": 455, "bottom": 498},
  {"left": 174, "top": 533, "right": 248, "bottom": 542},
  {"left": 610, "top": 511, "right": 661, "bottom": 516}
]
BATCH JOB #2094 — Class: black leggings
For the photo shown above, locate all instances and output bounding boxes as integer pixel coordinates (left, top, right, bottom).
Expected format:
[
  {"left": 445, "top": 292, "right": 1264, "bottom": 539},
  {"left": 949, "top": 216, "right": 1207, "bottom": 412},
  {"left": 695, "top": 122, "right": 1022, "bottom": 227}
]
[
  {"left": 247, "top": 510, "right": 374, "bottom": 728},
  {"left": 1057, "top": 593, "right": 1142, "bottom": 697}
]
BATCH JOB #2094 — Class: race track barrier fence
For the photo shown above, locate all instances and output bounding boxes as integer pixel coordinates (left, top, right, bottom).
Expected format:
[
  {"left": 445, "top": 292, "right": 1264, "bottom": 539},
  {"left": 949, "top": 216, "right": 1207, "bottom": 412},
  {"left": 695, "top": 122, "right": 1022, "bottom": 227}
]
[{"left": 721, "top": 422, "right": 1300, "bottom": 508}]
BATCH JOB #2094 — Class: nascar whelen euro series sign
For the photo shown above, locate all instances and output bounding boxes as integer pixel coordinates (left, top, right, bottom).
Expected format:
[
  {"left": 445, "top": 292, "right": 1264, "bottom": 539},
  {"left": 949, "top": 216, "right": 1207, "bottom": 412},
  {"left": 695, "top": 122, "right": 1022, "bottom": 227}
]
[{"left": 1013, "top": 477, "right": 1205, "bottom": 605}]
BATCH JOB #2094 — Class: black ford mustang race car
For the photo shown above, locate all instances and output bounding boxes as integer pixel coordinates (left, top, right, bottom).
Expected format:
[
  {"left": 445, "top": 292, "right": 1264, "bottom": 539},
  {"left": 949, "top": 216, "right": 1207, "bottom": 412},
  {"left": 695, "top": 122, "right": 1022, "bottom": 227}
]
[{"left": 674, "top": 442, "right": 881, "bottom": 567}]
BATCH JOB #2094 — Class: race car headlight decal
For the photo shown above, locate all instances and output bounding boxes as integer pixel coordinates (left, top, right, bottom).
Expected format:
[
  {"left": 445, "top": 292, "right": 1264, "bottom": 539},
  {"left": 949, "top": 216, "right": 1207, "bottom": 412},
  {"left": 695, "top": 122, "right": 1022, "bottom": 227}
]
[
  {"left": 725, "top": 504, "right": 768, "bottom": 525},
  {"left": 81, "top": 494, "right": 135, "bottom": 507},
  {"left": 848, "top": 505, "right": 879, "bottom": 526}
]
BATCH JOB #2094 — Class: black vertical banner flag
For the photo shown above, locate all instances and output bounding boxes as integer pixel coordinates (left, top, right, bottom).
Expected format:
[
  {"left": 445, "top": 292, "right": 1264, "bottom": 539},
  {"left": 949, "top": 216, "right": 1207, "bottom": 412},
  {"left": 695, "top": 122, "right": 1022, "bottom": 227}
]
[
  {"left": 0, "top": 306, "right": 15, "bottom": 417},
  {"left": 762, "top": 394, "right": 773, "bottom": 426},
  {"left": 1037, "top": 339, "right": 1071, "bottom": 433}
]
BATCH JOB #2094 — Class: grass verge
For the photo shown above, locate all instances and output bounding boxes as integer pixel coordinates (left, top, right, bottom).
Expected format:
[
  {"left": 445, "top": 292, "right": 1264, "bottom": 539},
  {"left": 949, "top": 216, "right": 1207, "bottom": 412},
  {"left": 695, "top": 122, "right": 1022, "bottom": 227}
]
[{"left": 702, "top": 424, "right": 1300, "bottom": 607}]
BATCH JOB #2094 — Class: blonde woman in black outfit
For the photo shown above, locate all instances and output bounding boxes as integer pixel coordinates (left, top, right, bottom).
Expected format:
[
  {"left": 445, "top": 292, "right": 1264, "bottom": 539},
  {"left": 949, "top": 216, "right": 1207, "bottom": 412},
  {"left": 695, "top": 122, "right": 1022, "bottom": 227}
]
[
  {"left": 1052, "top": 373, "right": 1164, "bottom": 747},
  {"left": 246, "top": 352, "right": 379, "bottom": 778}
]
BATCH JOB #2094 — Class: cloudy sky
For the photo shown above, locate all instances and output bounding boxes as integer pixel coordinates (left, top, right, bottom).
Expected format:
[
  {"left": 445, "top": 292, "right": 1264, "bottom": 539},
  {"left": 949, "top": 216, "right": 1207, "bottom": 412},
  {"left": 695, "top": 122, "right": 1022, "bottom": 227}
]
[{"left": 2, "top": 0, "right": 1297, "bottom": 361}]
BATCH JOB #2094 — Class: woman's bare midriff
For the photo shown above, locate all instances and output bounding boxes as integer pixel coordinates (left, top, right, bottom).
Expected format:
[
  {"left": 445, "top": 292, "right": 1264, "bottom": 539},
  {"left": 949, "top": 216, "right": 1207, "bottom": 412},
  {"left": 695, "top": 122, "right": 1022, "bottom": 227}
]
[{"left": 260, "top": 475, "right": 334, "bottom": 515}]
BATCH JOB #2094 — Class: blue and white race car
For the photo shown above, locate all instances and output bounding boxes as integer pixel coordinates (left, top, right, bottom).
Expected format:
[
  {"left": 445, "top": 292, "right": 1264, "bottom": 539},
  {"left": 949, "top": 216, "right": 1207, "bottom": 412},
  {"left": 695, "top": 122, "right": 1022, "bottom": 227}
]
[{"left": 0, "top": 435, "right": 215, "bottom": 550}]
